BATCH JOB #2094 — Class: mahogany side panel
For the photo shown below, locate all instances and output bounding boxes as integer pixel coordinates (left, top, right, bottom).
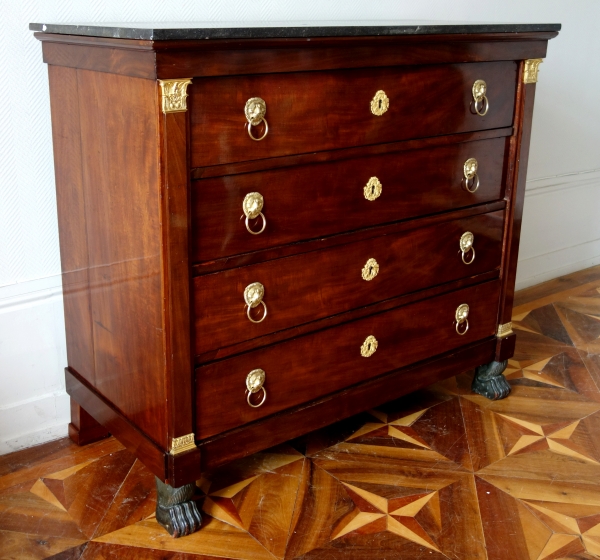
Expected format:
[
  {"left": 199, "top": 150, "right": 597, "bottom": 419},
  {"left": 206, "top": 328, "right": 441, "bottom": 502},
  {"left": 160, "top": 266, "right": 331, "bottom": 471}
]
[
  {"left": 47, "top": 65, "right": 95, "bottom": 383},
  {"left": 198, "top": 337, "right": 496, "bottom": 471},
  {"left": 189, "top": 61, "right": 518, "bottom": 167},
  {"left": 498, "top": 75, "right": 538, "bottom": 326},
  {"left": 75, "top": 69, "right": 168, "bottom": 448},
  {"left": 191, "top": 137, "right": 508, "bottom": 263},
  {"left": 65, "top": 367, "right": 167, "bottom": 479}
]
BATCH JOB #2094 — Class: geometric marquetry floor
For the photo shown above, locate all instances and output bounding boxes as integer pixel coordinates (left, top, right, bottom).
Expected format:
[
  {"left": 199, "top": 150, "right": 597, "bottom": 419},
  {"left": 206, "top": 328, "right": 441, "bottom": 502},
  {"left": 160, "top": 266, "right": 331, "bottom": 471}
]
[{"left": 2, "top": 267, "right": 600, "bottom": 559}]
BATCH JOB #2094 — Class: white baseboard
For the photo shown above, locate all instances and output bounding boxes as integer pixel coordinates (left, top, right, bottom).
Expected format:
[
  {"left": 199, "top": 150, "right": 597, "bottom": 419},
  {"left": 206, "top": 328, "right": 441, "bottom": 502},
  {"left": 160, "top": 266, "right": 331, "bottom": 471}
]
[
  {"left": 0, "top": 391, "right": 70, "bottom": 455},
  {"left": 516, "top": 169, "right": 600, "bottom": 291},
  {"left": 516, "top": 240, "right": 600, "bottom": 291}
]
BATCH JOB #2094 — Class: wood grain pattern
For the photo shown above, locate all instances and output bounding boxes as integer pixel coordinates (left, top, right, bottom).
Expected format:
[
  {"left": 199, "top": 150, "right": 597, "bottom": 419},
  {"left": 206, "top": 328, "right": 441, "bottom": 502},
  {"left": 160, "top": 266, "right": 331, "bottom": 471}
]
[
  {"left": 192, "top": 201, "right": 506, "bottom": 277},
  {"left": 74, "top": 69, "right": 168, "bottom": 449},
  {"left": 195, "top": 280, "right": 501, "bottom": 439},
  {"left": 497, "top": 64, "right": 536, "bottom": 328},
  {"left": 193, "top": 211, "right": 504, "bottom": 354},
  {"left": 68, "top": 399, "right": 110, "bottom": 446},
  {"left": 190, "top": 61, "right": 518, "bottom": 167},
  {"left": 191, "top": 137, "right": 508, "bottom": 263},
  {"left": 36, "top": 32, "right": 554, "bottom": 80},
  {"left": 158, "top": 92, "right": 198, "bottom": 471},
  {"left": 191, "top": 126, "right": 512, "bottom": 179},
  {"left": 47, "top": 65, "right": 95, "bottom": 385}
]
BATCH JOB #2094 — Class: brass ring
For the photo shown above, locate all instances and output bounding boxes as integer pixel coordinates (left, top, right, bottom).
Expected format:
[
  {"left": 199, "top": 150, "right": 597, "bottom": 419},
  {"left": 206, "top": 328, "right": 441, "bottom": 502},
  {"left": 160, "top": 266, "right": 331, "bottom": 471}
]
[
  {"left": 247, "top": 387, "right": 267, "bottom": 408},
  {"left": 245, "top": 212, "right": 267, "bottom": 235},
  {"left": 474, "top": 96, "right": 489, "bottom": 116},
  {"left": 462, "top": 248, "right": 475, "bottom": 265},
  {"left": 247, "top": 118, "right": 269, "bottom": 141},
  {"left": 456, "top": 320, "right": 469, "bottom": 336},
  {"left": 462, "top": 174, "right": 480, "bottom": 193},
  {"left": 247, "top": 300, "right": 267, "bottom": 323}
]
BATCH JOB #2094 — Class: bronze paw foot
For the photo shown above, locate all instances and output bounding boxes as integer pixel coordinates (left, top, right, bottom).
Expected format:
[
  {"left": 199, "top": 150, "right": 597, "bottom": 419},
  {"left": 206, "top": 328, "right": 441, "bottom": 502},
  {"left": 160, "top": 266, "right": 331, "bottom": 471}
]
[
  {"left": 155, "top": 477, "right": 202, "bottom": 537},
  {"left": 472, "top": 360, "right": 511, "bottom": 400}
]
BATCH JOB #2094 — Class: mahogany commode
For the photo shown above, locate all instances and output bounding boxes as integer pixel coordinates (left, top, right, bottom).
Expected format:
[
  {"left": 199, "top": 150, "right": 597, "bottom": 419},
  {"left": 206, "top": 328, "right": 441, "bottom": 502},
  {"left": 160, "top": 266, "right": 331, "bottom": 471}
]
[{"left": 31, "top": 21, "right": 559, "bottom": 538}]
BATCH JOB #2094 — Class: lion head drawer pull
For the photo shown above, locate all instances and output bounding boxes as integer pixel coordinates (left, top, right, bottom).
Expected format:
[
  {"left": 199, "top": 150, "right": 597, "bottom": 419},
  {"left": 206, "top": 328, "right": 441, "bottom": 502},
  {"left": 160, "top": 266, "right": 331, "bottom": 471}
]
[
  {"left": 364, "top": 176, "right": 382, "bottom": 201},
  {"left": 472, "top": 80, "right": 489, "bottom": 116},
  {"left": 455, "top": 304, "right": 470, "bottom": 336},
  {"left": 244, "top": 282, "right": 268, "bottom": 324},
  {"left": 360, "top": 335, "right": 378, "bottom": 357},
  {"left": 244, "top": 97, "right": 269, "bottom": 141},
  {"left": 459, "top": 232, "right": 475, "bottom": 265},
  {"left": 361, "top": 258, "right": 380, "bottom": 281},
  {"left": 246, "top": 369, "right": 267, "bottom": 408},
  {"left": 242, "top": 192, "right": 267, "bottom": 235},
  {"left": 463, "top": 158, "right": 480, "bottom": 193},
  {"left": 370, "top": 90, "right": 389, "bottom": 116}
]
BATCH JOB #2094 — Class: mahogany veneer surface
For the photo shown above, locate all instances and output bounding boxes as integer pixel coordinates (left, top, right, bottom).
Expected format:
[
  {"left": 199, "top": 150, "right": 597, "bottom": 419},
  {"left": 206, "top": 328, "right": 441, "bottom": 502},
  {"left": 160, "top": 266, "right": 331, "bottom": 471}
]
[
  {"left": 32, "top": 25, "right": 558, "bottom": 486},
  {"left": 191, "top": 136, "right": 508, "bottom": 262},
  {"left": 1, "top": 267, "right": 599, "bottom": 559},
  {"left": 189, "top": 61, "right": 517, "bottom": 167}
]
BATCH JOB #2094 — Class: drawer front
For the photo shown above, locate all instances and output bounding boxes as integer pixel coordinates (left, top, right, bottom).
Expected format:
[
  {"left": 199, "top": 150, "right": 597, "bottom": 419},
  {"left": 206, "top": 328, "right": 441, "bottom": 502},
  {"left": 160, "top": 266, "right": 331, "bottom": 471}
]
[
  {"left": 190, "top": 61, "right": 517, "bottom": 167},
  {"left": 192, "top": 137, "right": 507, "bottom": 263},
  {"left": 196, "top": 279, "right": 500, "bottom": 439},
  {"left": 193, "top": 210, "right": 503, "bottom": 355}
]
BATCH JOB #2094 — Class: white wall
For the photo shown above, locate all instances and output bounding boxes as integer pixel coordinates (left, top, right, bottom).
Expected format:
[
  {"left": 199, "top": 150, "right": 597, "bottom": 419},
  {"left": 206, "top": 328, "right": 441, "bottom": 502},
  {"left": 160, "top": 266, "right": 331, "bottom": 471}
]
[{"left": 1, "top": 0, "right": 599, "bottom": 453}]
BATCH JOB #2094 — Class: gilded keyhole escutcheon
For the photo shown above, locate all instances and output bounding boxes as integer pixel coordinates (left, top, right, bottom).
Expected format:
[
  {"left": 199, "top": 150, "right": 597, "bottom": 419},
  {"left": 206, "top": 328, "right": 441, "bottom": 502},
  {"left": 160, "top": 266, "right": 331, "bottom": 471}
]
[
  {"left": 364, "top": 177, "right": 382, "bottom": 201},
  {"left": 361, "top": 335, "right": 378, "bottom": 357},
  {"left": 361, "top": 258, "right": 380, "bottom": 281},
  {"left": 370, "top": 90, "right": 389, "bottom": 116}
]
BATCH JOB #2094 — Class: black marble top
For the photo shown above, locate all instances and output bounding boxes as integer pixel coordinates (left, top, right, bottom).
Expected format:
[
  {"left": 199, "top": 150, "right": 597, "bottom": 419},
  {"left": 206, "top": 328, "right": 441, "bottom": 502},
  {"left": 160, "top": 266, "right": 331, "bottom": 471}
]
[{"left": 29, "top": 21, "right": 561, "bottom": 41}]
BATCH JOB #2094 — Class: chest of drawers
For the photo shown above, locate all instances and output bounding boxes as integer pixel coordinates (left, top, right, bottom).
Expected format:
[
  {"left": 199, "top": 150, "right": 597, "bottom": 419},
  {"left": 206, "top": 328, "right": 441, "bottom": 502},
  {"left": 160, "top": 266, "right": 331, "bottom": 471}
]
[{"left": 32, "top": 21, "right": 559, "bottom": 537}]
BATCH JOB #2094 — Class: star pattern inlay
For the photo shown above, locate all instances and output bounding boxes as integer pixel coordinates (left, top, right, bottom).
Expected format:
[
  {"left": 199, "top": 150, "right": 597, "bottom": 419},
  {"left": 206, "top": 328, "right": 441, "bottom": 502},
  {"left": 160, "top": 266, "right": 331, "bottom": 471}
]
[
  {"left": 498, "top": 415, "right": 600, "bottom": 464},
  {"left": 332, "top": 482, "right": 444, "bottom": 552}
]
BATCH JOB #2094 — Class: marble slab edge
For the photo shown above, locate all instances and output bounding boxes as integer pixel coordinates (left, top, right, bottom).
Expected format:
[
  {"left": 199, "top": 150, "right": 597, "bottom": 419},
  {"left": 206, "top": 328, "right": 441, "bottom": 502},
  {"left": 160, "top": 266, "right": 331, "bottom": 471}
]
[{"left": 29, "top": 22, "right": 562, "bottom": 41}]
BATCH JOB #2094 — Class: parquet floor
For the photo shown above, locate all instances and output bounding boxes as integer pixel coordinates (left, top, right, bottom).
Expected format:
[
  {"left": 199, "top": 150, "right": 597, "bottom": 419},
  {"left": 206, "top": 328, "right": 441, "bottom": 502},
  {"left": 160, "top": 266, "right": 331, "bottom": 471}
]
[{"left": 2, "top": 266, "right": 600, "bottom": 559}]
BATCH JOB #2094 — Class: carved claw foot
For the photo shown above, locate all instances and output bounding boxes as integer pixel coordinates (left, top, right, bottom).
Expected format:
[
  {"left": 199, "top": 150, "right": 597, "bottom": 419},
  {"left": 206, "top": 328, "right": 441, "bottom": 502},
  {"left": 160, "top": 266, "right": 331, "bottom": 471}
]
[
  {"left": 155, "top": 477, "right": 202, "bottom": 538},
  {"left": 472, "top": 360, "right": 511, "bottom": 400}
]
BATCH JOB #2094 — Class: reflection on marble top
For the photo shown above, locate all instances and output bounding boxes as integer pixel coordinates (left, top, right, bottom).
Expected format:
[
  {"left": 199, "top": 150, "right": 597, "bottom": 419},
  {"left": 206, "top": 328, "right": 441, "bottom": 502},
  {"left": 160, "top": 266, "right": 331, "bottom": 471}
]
[{"left": 29, "top": 20, "right": 561, "bottom": 41}]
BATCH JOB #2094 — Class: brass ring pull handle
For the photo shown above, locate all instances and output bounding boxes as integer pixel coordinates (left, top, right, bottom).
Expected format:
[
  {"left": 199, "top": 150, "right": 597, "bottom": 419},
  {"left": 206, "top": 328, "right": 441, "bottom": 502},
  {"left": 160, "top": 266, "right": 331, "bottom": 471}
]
[
  {"left": 472, "top": 80, "right": 489, "bottom": 116},
  {"left": 370, "top": 90, "right": 389, "bottom": 116},
  {"left": 462, "top": 158, "right": 480, "bottom": 193},
  {"left": 459, "top": 231, "right": 476, "bottom": 265},
  {"left": 246, "top": 369, "right": 267, "bottom": 408},
  {"left": 244, "top": 282, "right": 268, "bottom": 324},
  {"left": 455, "top": 303, "right": 470, "bottom": 336},
  {"left": 245, "top": 97, "right": 269, "bottom": 141},
  {"left": 364, "top": 177, "right": 382, "bottom": 201},
  {"left": 243, "top": 192, "right": 267, "bottom": 235}
]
